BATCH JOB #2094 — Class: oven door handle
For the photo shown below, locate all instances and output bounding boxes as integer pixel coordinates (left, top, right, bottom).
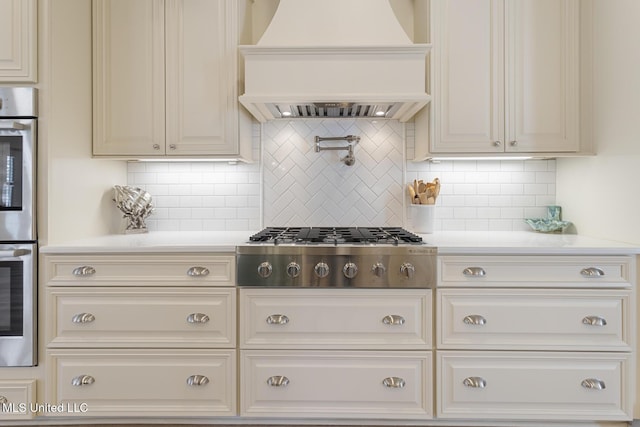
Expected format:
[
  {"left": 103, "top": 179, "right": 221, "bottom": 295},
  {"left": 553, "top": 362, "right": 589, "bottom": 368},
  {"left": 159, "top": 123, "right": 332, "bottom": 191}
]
[
  {"left": 0, "top": 249, "right": 31, "bottom": 258},
  {"left": 0, "top": 121, "right": 26, "bottom": 130}
]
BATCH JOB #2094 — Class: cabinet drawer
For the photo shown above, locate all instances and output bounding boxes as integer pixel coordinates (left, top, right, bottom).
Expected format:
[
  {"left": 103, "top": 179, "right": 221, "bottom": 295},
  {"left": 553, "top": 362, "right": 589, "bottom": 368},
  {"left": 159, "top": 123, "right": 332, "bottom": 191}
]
[
  {"left": 44, "top": 254, "right": 235, "bottom": 286},
  {"left": 46, "top": 349, "right": 236, "bottom": 417},
  {"left": 437, "top": 351, "right": 632, "bottom": 421},
  {"left": 0, "top": 380, "right": 36, "bottom": 420},
  {"left": 46, "top": 287, "right": 235, "bottom": 348},
  {"left": 437, "top": 289, "right": 631, "bottom": 351},
  {"left": 240, "top": 288, "right": 432, "bottom": 349},
  {"left": 439, "top": 255, "right": 633, "bottom": 288},
  {"left": 241, "top": 350, "right": 432, "bottom": 419}
]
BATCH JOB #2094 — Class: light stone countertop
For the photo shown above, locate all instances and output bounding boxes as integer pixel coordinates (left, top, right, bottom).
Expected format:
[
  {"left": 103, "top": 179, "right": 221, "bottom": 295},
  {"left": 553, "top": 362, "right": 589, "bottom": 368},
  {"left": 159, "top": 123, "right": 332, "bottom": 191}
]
[{"left": 39, "top": 230, "right": 640, "bottom": 255}]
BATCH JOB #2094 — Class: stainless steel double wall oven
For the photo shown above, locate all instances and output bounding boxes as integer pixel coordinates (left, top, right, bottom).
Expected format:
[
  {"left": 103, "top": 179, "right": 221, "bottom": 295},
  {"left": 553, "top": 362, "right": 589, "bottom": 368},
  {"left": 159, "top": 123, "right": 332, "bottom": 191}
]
[{"left": 0, "top": 87, "right": 37, "bottom": 366}]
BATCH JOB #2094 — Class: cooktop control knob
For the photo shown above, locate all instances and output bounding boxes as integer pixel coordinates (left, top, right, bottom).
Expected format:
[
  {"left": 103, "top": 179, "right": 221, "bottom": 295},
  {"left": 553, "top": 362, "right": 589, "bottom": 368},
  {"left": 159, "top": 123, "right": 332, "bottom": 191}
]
[
  {"left": 287, "top": 262, "right": 301, "bottom": 278},
  {"left": 372, "top": 262, "right": 386, "bottom": 277},
  {"left": 314, "top": 262, "right": 330, "bottom": 278},
  {"left": 400, "top": 262, "right": 415, "bottom": 279},
  {"left": 257, "top": 261, "right": 273, "bottom": 278},
  {"left": 343, "top": 262, "right": 358, "bottom": 279}
]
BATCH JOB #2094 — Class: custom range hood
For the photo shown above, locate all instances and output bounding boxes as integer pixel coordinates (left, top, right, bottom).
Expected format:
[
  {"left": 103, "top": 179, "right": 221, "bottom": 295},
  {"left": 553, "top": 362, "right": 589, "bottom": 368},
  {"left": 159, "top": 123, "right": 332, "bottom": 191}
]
[{"left": 239, "top": 0, "right": 430, "bottom": 122}]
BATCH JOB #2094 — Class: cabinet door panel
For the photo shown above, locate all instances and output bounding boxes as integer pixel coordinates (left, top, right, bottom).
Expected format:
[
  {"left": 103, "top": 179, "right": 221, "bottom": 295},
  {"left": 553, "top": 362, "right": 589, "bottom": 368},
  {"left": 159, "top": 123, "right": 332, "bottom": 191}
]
[
  {"left": 431, "top": 0, "right": 504, "bottom": 153},
  {"left": 438, "top": 351, "right": 632, "bottom": 420},
  {"left": 165, "top": 0, "right": 238, "bottom": 155},
  {"left": 47, "top": 349, "right": 236, "bottom": 417},
  {"left": 241, "top": 350, "right": 433, "bottom": 419},
  {"left": 437, "top": 289, "right": 631, "bottom": 350},
  {"left": 0, "top": 0, "right": 37, "bottom": 82},
  {"left": 92, "top": 0, "right": 165, "bottom": 155},
  {"left": 506, "top": 0, "right": 579, "bottom": 152}
]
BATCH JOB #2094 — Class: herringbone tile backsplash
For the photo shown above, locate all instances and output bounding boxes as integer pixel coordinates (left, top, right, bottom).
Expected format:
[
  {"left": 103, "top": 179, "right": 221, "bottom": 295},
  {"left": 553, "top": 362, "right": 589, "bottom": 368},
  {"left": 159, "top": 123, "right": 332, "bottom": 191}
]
[{"left": 263, "top": 119, "right": 404, "bottom": 227}]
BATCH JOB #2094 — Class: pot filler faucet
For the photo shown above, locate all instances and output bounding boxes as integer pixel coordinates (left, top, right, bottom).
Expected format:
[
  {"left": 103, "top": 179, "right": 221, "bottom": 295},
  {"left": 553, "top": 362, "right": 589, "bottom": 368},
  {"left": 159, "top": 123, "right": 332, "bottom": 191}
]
[{"left": 314, "top": 135, "right": 360, "bottom": 166}]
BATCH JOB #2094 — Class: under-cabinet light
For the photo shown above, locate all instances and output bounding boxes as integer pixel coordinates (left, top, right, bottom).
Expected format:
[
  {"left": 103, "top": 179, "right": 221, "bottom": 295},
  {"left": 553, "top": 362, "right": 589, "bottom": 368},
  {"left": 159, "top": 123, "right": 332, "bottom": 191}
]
[
  {"left": 130, "top": 158, "right": 246, "bottom": 165},
  {"left": 426, "top": 156, "right": 537, "bottom": 163}
]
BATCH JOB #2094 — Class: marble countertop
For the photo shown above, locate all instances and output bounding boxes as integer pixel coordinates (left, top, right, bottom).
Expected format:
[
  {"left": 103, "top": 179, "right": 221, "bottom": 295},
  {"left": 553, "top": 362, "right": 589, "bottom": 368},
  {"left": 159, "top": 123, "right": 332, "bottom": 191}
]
[{"left": 39, "top": 230, "right": 640, "bottom": 255}]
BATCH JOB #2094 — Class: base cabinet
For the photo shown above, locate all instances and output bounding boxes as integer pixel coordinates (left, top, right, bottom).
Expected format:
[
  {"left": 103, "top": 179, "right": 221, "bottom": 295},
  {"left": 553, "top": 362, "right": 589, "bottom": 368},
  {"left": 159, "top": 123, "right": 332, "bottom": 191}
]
[
  {"left": 46, "top": 349, "right": 236, "bottom": 417},
  {"left": 438, "top": 351, "right": 632, "bottom": 421},
  {"left": 241, "top": 350, "right": 433, "bottom": 419},
  {"left": 0, "top": 380, "right": 36, "bottom": 420}
]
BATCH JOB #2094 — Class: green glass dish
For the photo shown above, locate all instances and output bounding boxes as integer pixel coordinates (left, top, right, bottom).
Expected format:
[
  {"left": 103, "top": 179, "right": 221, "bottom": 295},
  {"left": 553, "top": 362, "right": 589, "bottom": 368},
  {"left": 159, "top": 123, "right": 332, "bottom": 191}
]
[{"left": 524, "top": 218, "right": 572, "bottom": 233}]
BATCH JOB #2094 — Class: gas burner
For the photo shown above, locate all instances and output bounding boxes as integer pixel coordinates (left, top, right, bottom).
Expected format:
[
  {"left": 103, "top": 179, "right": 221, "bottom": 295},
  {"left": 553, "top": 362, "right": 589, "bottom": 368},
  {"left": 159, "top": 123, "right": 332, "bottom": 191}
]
[{"left": 248, "top": 227, "right": 423, "bottom": 245}]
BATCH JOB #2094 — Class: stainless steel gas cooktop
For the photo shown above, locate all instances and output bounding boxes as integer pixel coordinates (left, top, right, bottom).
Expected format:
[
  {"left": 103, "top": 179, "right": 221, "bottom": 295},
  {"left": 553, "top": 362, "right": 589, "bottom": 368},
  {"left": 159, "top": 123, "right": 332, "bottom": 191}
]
[{"left": 237, "top": 227, "right": 436, "bottom": 288}]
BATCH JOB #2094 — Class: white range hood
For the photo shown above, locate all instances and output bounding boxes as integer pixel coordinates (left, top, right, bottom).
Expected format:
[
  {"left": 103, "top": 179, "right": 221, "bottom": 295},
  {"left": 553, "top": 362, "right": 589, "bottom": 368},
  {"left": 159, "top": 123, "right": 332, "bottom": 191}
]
[{"left": 239, "top": 0, "right": 431, "bottom": 122}]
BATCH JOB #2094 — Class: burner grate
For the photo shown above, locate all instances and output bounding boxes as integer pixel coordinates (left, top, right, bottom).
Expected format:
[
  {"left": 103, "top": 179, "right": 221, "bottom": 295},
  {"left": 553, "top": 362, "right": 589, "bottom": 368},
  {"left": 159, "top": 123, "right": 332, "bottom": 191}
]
[{"left": 248, "top": 227, "right": 423, "bottom": 245}]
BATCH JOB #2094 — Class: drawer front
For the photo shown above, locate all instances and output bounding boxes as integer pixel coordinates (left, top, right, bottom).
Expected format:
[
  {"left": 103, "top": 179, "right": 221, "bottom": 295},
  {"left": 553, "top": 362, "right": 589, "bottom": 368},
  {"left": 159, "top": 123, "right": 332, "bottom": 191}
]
[
  {"left": 0, "top": 380, "right": 36, "bottom": 420},
  {"left": 241, "top": 350, "right": 433, "bottom": 419},
  {"left": 437, "top": 289, "right": 631, "bottom": 350},
  {"left": 439, "top": 255, "right": 632, "bottom": 288},
  {"left": 46, "top": 349, "right": 236, "bottom": 417},
  {"left": 46, "top": 287, "right": 235, "bottom": 348},
  {"left": 240, "top": 288, "right": 432, "bottom": 349},
  {"left": 437, "top": 351, "right": 632, "bottom": 421},
  {"left": 44, "top": 254, "right": 234, "bottom": 286}
]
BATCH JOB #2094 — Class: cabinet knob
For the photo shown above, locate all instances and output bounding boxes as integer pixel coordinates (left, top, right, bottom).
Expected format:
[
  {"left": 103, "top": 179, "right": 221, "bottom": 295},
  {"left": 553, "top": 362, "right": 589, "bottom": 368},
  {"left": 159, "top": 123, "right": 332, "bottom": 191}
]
[
  {"left": 510, "top": 140, "right": 518, "bottom": 146},
  {"left": 153, "top": 144, "right": 161, "bottom": 150},
  {"left": 382, "top": 314, "right": 405, "bottom": 326},
  {"left": 266, "top": 375, "right": 290, "bottom": 387},
  {"left": 493, "top": 141, "right": 502, "bottom": 147},
  {"left": 463, "top": 376, "right": 487, "bottom": 388},
  {"left": 580, "top": 267, "right": 605, "bottom": 277},
  {"left": 266, "top": 314, "right": 289, "bottom": 325},
  {"left": 463, "top": 267, "right": 486, "bottom": 277},
  {"left": 187, "top": 266, "right": 210, "bottom": 277},
  {"left": 463, "top": 314, "right": 487, "bottom": 326},
  {"left": 169, "top": 144, "right": 177, "bottom": 150},
  {"left": 186, "top": 375, "right": 209, "bottom": 386},
  {"left": 71, "top": 375, "right": 95, "bottom": 387},
  {"left": 581, "top": 378, "right": 606, "bottom": 390},
  {"left": 72, "top": 266, "right": 96, "bottom": 277},
  {"left": 0, "top": 396, "right": 7, "bottom": 404},
  {"left": 71, "top": 313, "right": 95, "bottom": 324},
  {"left": 382, "top": 377, "right": 406, "bottom": 389},
  {"left": 186, "top": 313, "right": 210, "bottom": 324},
  {"left": 582, "top": 315, "right": 607, "bottom": 326}
]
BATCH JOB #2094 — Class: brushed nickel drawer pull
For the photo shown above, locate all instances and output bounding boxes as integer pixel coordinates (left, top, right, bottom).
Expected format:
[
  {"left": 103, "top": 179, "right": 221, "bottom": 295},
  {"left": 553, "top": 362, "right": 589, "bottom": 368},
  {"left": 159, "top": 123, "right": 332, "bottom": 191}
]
[
  {"left": 186, "top": 375, "right": 209, "bottom": 386},
  {"left": 71, "top": 313, "right": 95, "bottom": 324},
  {"left": 463, "top": 314, "right": 487, "bottom": 325},
  {"left": 582, "top": 315, "right": 607, "bottom": 326},
  {"left": 580, "top": 267, "right": 605, "bottom": 277},
  {"left": 266, "top": 314, "right": 289, "bottom": 325},
  {"left": 463, "top": 267, "right": 486, "bottom": 277},
  {"left": 581, "top": 378, "right": 606, "bottom": 390},
  {"left": 382, "top": 314, "right": 405, "bottom": 326},
  {"left": 71, "top": 375, "right": 95, "bottom": 386},
  {"left": 0, "top": 396, "right": 7, "bottom": 404},
  {"left": 72, "top": 266, "right": 96, "bottom": 277},
  {"left": 187, "top": 266, "right": 210, "bottom": 277},
  {"left": 382, "top": 377, "right": 406, "bottom": 389},
  {"left": 266, "top": 375, "right": 289, "bottom": 387},
  {"left": 463, "top": 377, "right": 487, "bottom": 388},
  {"left": 186, "top": 313, "right": 210, "bottom": 324}
]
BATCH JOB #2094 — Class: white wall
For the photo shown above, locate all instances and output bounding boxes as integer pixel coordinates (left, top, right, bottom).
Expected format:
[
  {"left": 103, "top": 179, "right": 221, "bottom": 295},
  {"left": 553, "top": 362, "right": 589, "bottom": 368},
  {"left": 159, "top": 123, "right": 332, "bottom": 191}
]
[
  {"left": 556, "top": 0, "right": 640, "bottom": 245},
  {"left": 39, "top": 0, "right": 126, "bottom": 245}
]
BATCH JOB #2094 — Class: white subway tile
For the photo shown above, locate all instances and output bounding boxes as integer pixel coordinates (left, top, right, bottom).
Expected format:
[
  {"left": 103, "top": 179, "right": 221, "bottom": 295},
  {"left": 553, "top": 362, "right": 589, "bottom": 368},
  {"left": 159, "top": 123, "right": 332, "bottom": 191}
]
[{"left": 169, "top": 208, "right": 192, "bottom": 219}]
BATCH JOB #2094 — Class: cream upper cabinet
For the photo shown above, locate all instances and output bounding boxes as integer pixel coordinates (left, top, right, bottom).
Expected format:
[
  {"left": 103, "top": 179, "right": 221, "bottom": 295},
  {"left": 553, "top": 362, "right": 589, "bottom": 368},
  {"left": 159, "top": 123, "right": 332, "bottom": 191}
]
[
  {"left": 92, "top": 0, "right": 244, "bottom": 158},
  {"left": 426, "top": 0, "right": 580, "bottom": 156},
  {"left": 0, "top": 0, "right": 37, "bottom": 82}
]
